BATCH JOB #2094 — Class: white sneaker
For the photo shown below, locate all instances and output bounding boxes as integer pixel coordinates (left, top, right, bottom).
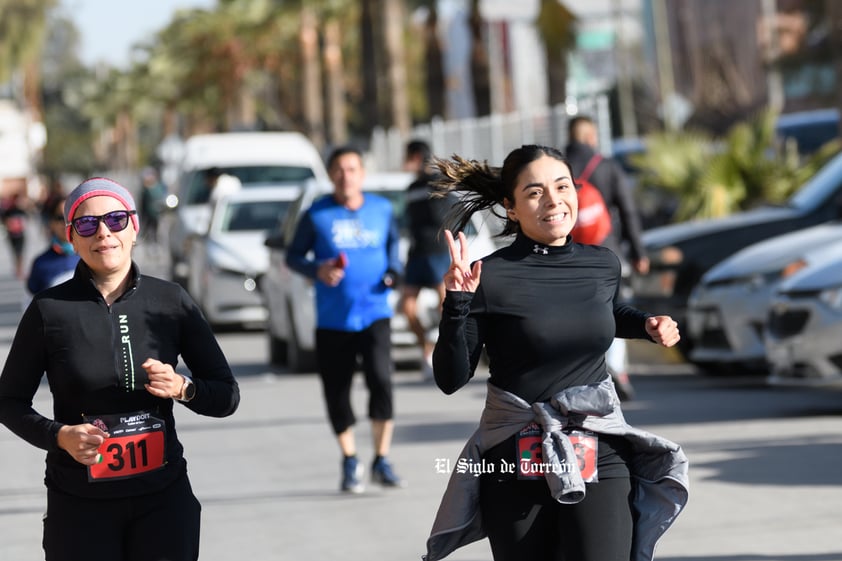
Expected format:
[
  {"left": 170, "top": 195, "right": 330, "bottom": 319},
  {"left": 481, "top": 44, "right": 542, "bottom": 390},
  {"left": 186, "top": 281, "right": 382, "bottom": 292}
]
[{"left": 421, "top": 354, "right": 434, "bottom": 381}]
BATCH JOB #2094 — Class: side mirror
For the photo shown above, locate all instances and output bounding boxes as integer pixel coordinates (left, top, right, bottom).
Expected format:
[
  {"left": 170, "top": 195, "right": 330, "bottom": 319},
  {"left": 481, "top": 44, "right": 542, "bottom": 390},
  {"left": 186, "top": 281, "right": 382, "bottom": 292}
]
[{"left": 264, "top": 232, "right": 286, "bottom": 249}]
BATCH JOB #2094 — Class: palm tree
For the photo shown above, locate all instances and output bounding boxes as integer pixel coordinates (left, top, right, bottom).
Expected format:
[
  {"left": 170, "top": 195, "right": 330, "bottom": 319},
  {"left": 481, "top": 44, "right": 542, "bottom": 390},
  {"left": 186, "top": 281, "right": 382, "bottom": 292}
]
[
  {"left": 299, "top": 5, "right": 325, "bottom": 149},
  {"left": 468, "top": 0, "right": 490, "bottom": 117},
  {"left": 359, "top": 0, "right": 380, "bottom": 135},
  {"left": 382, "top": 0, "right": 411, "bottom": 135},
  {"left": 423, "top": 4, "right": 446, "bottom": 119},
  {"left": 0, "top": 0, "right": 56, "bottom": 117},
  {"left": 827, "top": 0, "right": 842, "bottom": 137},
  {"left": 535, "top": 0, "right": 577, "bottom": 107},
  {"left": 323, "top": 17, "right": 348, "bottom": 145},
  {"left": 632, "top": 108, "right": 841, "bottom": 222}
]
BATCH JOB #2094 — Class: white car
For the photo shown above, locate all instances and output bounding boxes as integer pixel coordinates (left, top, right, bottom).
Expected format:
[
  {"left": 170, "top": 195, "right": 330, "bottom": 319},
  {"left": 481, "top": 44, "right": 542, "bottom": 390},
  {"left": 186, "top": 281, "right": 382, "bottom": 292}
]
[
  {"left": 186, "top": 186, "right": 300, "bottom": 328},
  {"left": 765, "top": 248, "right": 842, "bottom": 387},
  {"left": 168, "top": 131, "right": 328, "bottom": 286},
  {"left": 686, "top": 221, "right": 842, "bottom": 374},
  {"left": 261, "top": 173, "right": 502, "bottom": 371}
]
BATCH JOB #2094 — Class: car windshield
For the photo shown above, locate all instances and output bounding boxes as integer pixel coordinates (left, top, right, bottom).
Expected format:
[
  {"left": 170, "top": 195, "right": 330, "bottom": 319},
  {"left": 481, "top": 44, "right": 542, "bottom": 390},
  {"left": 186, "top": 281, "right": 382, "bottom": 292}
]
[
  {"left": 185, "top": 166, "right": 315, "bottom": 205},
  {"left": 787, "top": 152, "right": 842, "bottom": 211},
  {"left": 221, "top": 200, "right": 293, "bottom": 232}
]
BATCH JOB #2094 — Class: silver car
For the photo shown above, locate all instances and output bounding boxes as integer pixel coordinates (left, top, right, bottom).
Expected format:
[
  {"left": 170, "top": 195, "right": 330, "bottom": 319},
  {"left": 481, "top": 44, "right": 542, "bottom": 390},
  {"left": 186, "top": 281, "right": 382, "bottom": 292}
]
[
  {"left": 686, "top": 221, "right": 842, "bottom": 373},
  {"left": 168, "top": 132, "right": 328, "bottom": 286},
  {"left": 187, "top": 186, "right": 300, "bottom": 329},
  {"left": 765, "top": 248, "right": 842, "bottom": 387},
  {"left": 261, "top": 174, "right": 501, "bottom": 371}
]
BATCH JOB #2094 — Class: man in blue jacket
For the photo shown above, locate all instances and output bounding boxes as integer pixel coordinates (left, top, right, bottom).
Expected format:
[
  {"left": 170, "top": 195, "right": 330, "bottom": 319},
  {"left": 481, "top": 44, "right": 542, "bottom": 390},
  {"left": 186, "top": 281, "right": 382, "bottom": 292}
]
[{"left": 286, "top": 146, "right": 405, "bottom": 493}]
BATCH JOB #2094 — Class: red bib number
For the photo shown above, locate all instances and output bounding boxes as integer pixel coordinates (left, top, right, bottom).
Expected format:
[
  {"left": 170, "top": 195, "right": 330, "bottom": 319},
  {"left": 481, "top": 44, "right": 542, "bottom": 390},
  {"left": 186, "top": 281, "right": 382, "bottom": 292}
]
[
  {"left": 516, "top": 423, "right": 598, "bottom": 482},
  {"left": 516, "top": 422, "right": 544, "bottom": 480},
  {"left": 83, "top": 411, "right": 166, "bottom": 482},
  {"left": 567, "top": 430, "right": 598, "bottom": 483}
]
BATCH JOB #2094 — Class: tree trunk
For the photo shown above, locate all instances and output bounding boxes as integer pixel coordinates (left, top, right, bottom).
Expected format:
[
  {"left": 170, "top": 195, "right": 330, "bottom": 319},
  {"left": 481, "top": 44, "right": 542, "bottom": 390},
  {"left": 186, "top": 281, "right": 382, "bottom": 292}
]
[
  {"left": 323, "top": 18, "right": 348, "bottom": 146},
  {"left": 828, "top": 0, "right": 842, "bottom": 138},
  {"left": 300, "top": 6, "right": 325, "bottom": 151},
  {"left": 424, "top": 6, "right": 446, "bottom": 119},
  {"left": 360, "top": 0, "right": 380, "bottom": 135},
  {"left": 545, "top": 46, "right": 568, "bottom": 107},
  {"left": 382, "top": 0, "right": 411, "bottom": 135},
  {"left": 469, "top": 0, "right": 491, "bottom": 117}
]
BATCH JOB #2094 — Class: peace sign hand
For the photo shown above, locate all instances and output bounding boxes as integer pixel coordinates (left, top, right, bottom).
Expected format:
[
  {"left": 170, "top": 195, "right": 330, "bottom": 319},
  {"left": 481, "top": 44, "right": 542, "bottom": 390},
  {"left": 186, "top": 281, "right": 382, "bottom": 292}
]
[{"left": 443, "top": 229, "right": 482, "bottom": 292}]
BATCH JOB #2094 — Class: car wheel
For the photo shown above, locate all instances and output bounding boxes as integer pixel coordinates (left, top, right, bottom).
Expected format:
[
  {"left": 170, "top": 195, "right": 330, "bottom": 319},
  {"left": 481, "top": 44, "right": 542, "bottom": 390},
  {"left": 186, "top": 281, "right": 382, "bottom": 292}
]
[
  {"left": 268, "top": 332, "right": 287, "bottom": 366},
  {"left": 287, "top": 313, "right": 317, "bottom": 373}
]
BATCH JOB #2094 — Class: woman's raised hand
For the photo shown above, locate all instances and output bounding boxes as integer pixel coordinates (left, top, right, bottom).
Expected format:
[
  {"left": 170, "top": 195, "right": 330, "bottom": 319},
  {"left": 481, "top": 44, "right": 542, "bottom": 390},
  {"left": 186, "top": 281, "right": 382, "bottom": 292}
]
[{"left": 443, "top": 229, "right": 482, "bottom": 292}]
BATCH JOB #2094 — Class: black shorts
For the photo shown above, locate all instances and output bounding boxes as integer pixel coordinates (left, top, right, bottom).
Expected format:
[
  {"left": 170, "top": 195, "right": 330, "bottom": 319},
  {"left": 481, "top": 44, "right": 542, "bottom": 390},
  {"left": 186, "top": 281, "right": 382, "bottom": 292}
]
[{"left": 405, "top": 252, "right": 449, "bottom": 288}]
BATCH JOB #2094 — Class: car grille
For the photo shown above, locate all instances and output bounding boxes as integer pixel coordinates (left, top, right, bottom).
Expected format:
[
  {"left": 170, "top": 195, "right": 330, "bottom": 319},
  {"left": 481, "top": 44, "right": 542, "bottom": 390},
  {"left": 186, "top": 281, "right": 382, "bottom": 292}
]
[
  {"left": 700, "top": 327, "right": 730, "bottom": 349},
  {"left": 767, "top": 308, "right": 810, "bottom": 338}
]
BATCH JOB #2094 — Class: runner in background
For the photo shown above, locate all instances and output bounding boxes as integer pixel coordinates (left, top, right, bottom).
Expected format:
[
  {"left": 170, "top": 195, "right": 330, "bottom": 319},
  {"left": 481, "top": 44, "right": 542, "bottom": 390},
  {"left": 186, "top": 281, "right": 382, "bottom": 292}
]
[{"left": 566, "top": 115, "right": 649, "bottom": 401}]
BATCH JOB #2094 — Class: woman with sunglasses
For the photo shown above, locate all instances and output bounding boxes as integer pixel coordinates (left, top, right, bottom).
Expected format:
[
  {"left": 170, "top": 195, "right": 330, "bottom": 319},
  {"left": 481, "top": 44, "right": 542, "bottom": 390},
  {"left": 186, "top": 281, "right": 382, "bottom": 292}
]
[{"left": 0, "top": 177, "right": 240, "bottom": 561}]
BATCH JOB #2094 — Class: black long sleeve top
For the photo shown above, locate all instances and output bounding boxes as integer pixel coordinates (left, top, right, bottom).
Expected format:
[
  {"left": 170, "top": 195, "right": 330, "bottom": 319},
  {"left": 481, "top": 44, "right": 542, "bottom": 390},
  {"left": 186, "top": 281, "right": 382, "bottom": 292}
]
[
  {"left": 0, "top": 260, "right": 239, "bottom": 499},
  {"left": 433, "top": 233, "right": 652, "bottom": 403}
]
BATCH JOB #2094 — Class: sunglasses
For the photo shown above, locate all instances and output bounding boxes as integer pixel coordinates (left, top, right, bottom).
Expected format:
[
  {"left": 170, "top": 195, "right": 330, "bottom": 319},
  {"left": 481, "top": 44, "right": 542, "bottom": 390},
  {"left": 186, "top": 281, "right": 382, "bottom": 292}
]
[{"left": 71, "top": 210, "right": 136, "bottom": 237}]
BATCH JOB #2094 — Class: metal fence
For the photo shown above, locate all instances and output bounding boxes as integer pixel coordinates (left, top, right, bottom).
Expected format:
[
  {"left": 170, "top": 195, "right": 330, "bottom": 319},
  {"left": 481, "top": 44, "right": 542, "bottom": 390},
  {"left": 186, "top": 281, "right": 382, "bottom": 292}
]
[{"left": 368, "top": 94, "right": 612, "bottom": 171}]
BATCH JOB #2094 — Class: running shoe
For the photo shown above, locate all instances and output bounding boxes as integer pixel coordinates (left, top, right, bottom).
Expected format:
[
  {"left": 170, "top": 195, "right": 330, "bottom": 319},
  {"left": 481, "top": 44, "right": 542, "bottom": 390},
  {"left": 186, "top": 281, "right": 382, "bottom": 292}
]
[
  {"left": 341, "top": 456, "right": 365, "bottom": 494},
  {"left": 371, "top": 456, "right": 406, "bottom": 488}
]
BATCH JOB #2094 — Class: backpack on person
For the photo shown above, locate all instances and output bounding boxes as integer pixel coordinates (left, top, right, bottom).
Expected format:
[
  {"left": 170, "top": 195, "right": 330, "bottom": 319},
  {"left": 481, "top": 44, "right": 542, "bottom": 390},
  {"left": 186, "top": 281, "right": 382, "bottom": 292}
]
[{"left": 570, "top": 154, "right": 612, "bottom": 245}]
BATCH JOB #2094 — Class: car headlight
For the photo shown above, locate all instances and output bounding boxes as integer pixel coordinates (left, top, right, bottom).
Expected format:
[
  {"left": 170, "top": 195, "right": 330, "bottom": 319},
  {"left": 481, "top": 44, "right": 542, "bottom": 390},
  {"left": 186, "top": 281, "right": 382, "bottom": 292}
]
[
  {"left": 781, "top": 259, "right": 807, "bottom": 279},
  {"left": 819, "top": 286, "right": 842, "bottom": 310},
  {"left": 655, "top": 246, "right": 683, "bottom": 266}
]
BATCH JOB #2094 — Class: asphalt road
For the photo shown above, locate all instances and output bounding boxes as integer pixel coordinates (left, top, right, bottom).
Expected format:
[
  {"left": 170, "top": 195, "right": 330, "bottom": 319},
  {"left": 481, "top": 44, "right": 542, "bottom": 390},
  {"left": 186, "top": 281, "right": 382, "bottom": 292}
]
[{"left": 0, "top": 223, "right": 841, "bottom": 561}]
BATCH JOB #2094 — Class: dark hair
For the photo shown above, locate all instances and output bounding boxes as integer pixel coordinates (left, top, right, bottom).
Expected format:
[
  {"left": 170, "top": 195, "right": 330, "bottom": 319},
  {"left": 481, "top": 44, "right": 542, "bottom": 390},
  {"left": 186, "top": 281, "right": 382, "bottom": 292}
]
[
  {"left": 326, "top": 145, "right": 364, "bottom": 170},
  {"left": 433, "top": 144, "right": 571, "bottom": 237},
  {"left": 406, "top": 139, "right": 432, "bottom": 164},
  {"left": 47, "top": 195, "right": 66, "bottom": 217},
  {"left": 567, "top": 115, "right": 595, "bottom": 142}
]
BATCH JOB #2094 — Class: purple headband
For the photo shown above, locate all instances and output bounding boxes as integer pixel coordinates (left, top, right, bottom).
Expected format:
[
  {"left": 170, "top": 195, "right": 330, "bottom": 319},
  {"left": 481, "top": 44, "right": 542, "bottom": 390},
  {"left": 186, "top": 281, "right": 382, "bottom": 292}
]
[{"left": 64, "top": 177, "right": 140, "bottom": 239}]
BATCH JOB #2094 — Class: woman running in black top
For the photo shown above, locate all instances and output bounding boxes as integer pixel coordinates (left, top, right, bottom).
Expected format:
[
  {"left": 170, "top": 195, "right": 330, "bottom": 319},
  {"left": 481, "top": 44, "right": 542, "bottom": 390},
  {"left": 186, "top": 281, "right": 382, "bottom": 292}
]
[
  {"left": 0, "top": 177, "right": 239, "bottom": 561},
  {"left": 423, "top": 145, "right": 687, "bottom": 561}
]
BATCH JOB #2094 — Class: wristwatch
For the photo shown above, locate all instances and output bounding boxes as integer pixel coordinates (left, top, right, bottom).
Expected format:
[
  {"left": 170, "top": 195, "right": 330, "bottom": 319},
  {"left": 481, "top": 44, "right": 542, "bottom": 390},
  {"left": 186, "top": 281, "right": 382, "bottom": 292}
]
[{"left": 177, "top": 375, "right": 196, "bottom": 402}]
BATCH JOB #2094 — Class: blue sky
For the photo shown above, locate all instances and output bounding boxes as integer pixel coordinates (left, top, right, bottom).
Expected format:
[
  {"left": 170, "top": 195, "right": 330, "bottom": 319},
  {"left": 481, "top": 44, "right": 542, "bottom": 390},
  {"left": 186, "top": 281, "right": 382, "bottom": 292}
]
[{"left": 60, "top": 0, "right": 215, "bottom": 68}]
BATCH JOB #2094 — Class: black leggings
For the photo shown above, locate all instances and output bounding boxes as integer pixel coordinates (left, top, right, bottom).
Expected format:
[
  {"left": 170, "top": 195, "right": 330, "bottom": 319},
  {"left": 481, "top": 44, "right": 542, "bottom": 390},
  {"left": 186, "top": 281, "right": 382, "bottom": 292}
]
[
  {"left": 479, "top": 476, "right": 634, "bottom": 561},
  {"left": 316, "top": 318, "right": 393, "bottom": 434},
  {"left": 43, "top": 472, "right": 201, "bottom": 561}
]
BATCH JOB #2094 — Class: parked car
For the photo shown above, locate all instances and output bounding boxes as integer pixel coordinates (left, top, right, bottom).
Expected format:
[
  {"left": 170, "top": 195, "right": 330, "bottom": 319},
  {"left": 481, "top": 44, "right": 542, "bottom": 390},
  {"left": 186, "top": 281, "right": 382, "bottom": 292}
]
[
  {"left": 630, "top": 150, "right": 842, "bottom": 356},
  {"left": 186, "top": 186, "right": 300, "bottom": 329},
  {"left": 167, "top": 131, "right": 327, "bottom": 286},
  {"left": 765, "top": 249, "right": 842, "bottom": 387},
  {"left": 261, "top": 173, "right": 501, "bottom": 371},
  {"left": 774, "top": 108, "right": 840, "bottom": 157},
  {"left": 686, "top": 221, "right": 842, "bottom": 373}
]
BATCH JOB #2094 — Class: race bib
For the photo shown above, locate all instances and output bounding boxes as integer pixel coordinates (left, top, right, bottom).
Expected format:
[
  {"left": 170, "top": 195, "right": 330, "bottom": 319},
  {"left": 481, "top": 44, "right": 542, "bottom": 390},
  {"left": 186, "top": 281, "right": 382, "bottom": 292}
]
[
  {"left": 82, "top": 411, "right": 166, "bottom": 482},
  {"left": 566, "top": 430, "right": 598, "bottom": 483},
  {"left": 516, "top": 422, "right": 544, "bottom": 479},
  {"left": 516, "top": 423, "right": 598, "bottom": 482}
]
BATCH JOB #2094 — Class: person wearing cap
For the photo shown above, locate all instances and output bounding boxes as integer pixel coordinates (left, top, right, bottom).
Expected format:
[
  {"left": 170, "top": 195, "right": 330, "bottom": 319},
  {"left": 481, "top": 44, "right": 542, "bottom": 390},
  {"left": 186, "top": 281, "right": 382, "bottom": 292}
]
[
  {"left": 0, "top": 177, "right": 240, "bottom": 561},
  {"left": 25, "top": 195, "right": 79, "bottom": 296}
]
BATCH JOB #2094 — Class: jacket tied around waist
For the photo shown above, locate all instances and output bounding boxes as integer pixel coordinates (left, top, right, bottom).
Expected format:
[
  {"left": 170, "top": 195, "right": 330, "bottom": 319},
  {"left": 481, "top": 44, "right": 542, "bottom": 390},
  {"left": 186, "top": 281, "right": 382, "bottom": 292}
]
[{"left": 423, "top": 377, "right": 689, "bottom": 561}]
